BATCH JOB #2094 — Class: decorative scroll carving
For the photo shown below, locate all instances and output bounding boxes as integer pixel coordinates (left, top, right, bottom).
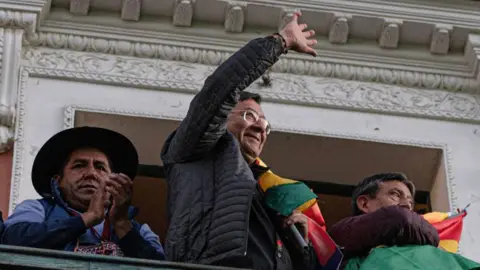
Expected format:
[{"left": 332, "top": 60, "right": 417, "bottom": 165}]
[
  {"left": 121, "top": 0, "right": 141, "bottom": 22},
  {"left": 173, "top": 0, "right": 195, "bottom": 27},
  {"left": 225, "top": 1, "right": 246, "bottom": 33},
  {"left": 22, "top": 34, "right": 480, "bottom": 93},
  {"left": 431, "top": 24, "right": 452, "bottom": 55},
  {"left": 21, "top": 48, "right": 480, "bottom": 123},
  {"left": 329, "top": 13, "right": 350, "bottom": 44},
  {"left": 379, "top": 19, "right": 402, "bottom": 49},
  {"left": 70, "top": 0, "right": 90, "bottom": 16}
]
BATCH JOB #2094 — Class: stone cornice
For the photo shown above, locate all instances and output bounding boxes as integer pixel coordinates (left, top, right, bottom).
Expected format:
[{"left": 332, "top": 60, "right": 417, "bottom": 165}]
[
  {"left": 24, "top": 27, "right": 480, "bottom": 93},
  {"left": 254, "top": 0, "right": 480, "bottom": 26},
  {"left": 47, "top": 0, "right": 480, "bottom": 56}
]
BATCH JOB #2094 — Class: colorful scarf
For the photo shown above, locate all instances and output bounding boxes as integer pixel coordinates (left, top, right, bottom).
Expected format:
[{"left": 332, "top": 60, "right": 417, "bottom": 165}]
[{"left": 256, "top": 159, "right": 343, "bottom": 270}]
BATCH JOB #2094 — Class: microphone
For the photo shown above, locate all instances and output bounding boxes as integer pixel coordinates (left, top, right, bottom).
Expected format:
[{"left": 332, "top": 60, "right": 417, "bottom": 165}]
[{"left": 289, "top": 223, "right": 308, "bottom": 249}]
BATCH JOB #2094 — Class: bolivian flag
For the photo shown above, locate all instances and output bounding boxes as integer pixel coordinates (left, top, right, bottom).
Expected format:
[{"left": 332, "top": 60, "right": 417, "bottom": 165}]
[
  {"left": 344, "top": 207, "right": 479, "bottom": 270},
  {"left": 422, "top": 208, "right": 468, "bottom": 253},
  {"left": 255, "top": 159, "right": 343, "bottom": 270}
]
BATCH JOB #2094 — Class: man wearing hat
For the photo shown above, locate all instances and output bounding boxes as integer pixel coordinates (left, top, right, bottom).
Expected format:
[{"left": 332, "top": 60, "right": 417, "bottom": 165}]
[{"left": 1, "top": 127, "right": 165, "bottom": 259}]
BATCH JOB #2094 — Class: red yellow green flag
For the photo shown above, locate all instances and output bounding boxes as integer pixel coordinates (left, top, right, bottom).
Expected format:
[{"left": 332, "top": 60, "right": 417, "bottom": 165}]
[{"left": 422, "top": 209, "right": 467, "bottom": 253}]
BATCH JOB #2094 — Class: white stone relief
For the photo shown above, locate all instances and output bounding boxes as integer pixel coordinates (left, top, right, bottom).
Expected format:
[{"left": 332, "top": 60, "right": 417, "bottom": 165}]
[
  {"left": 0, "top": 10, "right": 37, "bottom": 35},
  {"left": 329, "top": 13, "right": 350, "bottom": 44},
  {"left": 431, "top": 24, "right": 452, "bottom": 55},
  {"left": 121, "top": 0, "right": 141, "bottom": 22},
  {"left": 173, "top": 0, "right": 195, "bottom": 27},
  {"left": 225, "top": 1, "right": 246, "bottom": 33},
  {"left": 0, "top": 8, "right": 35, "bottom": 152},
  {"left": 24, "top": 32, "right": 480, "bottom": 93},
  {"left": 21, "top": 48, "right": 480, "bottom": 123},
  {"left": 69, "top": 0, "right": 90, "bottom": 16},
  {"left": 465, "top": 34, "right": 480, "bottom": 81},
  {"left": 379, "top": 19, "right": 402, "bottom": 49}
]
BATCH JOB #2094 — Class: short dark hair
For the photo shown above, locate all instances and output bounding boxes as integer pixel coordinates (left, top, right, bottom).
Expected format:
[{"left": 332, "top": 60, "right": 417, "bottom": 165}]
[
  {"left": 351, "top": 172, "right": 415, "bottom": 216},
  {"left": 239, "top": 91, "right": 262, "bottom": 104}
]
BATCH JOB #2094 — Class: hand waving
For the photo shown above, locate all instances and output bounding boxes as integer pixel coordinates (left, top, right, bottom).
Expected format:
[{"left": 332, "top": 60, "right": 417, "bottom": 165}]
[{"left": 279, "top": 11, "right": 317, "bottom": 57}]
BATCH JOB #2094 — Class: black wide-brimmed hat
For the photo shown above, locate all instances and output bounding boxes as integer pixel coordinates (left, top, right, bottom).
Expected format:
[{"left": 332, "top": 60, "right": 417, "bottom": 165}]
[{"left": 32, "top": 126, "right": 138, "bottom": 197}]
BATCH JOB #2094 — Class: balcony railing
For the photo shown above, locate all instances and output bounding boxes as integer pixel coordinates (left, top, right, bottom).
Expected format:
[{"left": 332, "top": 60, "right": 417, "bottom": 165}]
[{"left": 0, "top": 244, "right": 241, "bottom": 270}]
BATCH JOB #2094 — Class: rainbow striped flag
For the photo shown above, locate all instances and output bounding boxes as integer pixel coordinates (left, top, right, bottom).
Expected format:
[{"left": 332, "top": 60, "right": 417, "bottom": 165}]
[
  {"left": 422, "top": 207, "right": 468, "bottom": 253},
  {"left": 256, "top": 159, "right": 343, "bottom": 270}
]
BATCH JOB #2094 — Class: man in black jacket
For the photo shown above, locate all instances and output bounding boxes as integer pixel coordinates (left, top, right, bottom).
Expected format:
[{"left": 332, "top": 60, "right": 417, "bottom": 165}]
[{"left": 161, "top": 12, "right": 318, "bottom": 270}]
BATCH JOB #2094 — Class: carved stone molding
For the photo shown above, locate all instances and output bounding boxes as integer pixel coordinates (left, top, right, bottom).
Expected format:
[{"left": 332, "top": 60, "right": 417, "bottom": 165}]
[
  {"left": 121, "top": 0, "right": 141, "bottom": 22},
  {"left": 46, "top": 0, "right": 480, "bottom": 57},
  {"left": 379, "top": 19, "right": 403, "bottom": 49},
  {"left": 20, "top": 48, "right": 480, "bottom": 124},
  {"left": 225, "top": 1, "right": 246, "bottom": 33},
  {"left": 465, "top": 34, "right": 480, "bottom": 82},
  {"left": 69, "top": 0, "right": 90, "bottom": 16},
  {"left": 431, "top": 24, "right": 453, "bottom": 55},
  {"left": 329, "top": 13, "right": 351, "bottom": 44},
  {"left": 0, "top": 27, "right": 26, "bottom": 152},
  {"left": 173, "top": 0, "right": 195, "bottom": 27},
  {"left": 23, "top": 32, "right": 480, "bottom": 93},
  {"left": 0, "top": 10, "right": 37, "bottom": 35}
]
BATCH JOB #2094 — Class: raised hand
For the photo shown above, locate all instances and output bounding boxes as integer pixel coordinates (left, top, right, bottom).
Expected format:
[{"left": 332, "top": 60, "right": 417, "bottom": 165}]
[
  {"left": 81, "top": 180, "right": 109, "bottom": 227},
  {"left": 106, "top": 173, "right": 133, "bottom": 224},
  {"left": 105, "top": 173, "right": 134, "bottom": 238},
  {"left": 279, "top": 11, "right": 317, "bottom": 57}
]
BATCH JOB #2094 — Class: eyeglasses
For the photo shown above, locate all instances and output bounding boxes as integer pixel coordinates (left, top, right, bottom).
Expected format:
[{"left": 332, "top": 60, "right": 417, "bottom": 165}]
[{"left": 233, "top": 109, "right": 271, "bottom": 135}]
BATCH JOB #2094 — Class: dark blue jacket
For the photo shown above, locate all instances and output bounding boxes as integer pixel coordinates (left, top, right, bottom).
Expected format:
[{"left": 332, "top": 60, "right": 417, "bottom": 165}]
[{"left": 1, "top": 181, "right": 165, "bottom": 260}]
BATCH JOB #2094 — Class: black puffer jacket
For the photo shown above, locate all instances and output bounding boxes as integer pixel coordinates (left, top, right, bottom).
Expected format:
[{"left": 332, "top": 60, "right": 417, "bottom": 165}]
[{"left": 161, "top": 36, "right": 284, "bottom": 266}]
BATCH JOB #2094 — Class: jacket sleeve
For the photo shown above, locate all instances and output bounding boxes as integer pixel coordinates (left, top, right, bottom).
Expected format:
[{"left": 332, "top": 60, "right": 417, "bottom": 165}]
[
  {"left": 1, "top": 200, "right": 86, "bottom": 249},
  {"left": 116, "top": 223, "right": 166, "bottom": 260},
  {"left": 328, "top": 205, "right": 440, "bottom": 258},
  {"left": 161, "top": 36, "right": 284, "bottom": 164}
]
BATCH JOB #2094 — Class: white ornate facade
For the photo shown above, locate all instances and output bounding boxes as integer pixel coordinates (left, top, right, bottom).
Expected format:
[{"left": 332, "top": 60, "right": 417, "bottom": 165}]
[{"left": 2, "top": 0, "right": 480, "bottom": 262}]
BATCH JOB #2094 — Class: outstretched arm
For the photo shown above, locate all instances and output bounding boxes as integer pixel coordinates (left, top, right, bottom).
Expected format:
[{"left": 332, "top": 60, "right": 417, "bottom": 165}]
[{"left": 161, "top": 12, "right": 317, "bottom": 164}]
